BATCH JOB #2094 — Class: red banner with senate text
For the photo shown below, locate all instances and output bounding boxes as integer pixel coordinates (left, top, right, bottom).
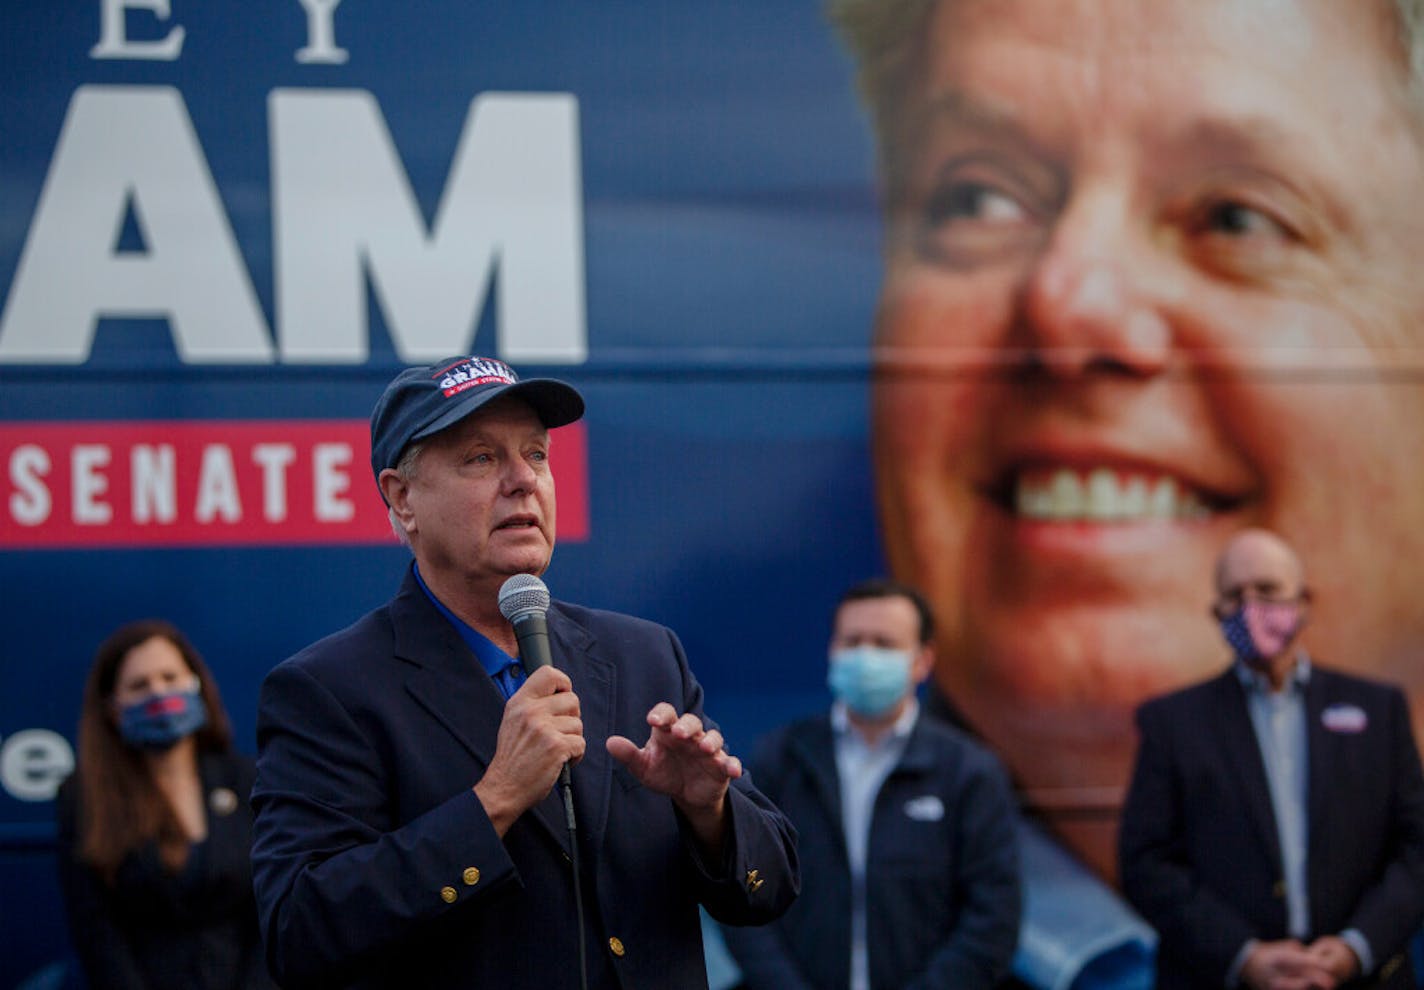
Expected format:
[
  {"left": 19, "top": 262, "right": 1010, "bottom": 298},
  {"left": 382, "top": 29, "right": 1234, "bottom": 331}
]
[{"left": 0, "top": 420, "right": 588, "bottom": 548}]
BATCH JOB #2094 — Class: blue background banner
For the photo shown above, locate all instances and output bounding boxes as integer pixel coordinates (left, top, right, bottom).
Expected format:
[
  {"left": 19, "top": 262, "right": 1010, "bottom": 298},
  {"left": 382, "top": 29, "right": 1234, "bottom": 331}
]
[{"left": 0, "top": 2, "right": 883, "bottom": 983}]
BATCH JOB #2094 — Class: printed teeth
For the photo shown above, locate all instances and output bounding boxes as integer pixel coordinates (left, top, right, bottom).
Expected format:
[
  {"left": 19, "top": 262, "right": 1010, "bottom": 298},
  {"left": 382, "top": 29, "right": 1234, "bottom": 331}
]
[{"left": 1013, "top": 468, "right": 1211, "bottom": 522}]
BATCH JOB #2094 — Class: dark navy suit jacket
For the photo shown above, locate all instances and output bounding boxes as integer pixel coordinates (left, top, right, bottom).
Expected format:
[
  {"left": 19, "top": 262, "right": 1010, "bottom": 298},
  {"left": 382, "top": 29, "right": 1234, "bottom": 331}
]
[
  {"left": 251, "top": 568, "right": 798, "bottom": 990},
  {"left": 1120, "top": 664, "right": 1424, "bottom": 989},
  {"left": 722, "top": 710, "right": 1020, "bottom": 990}
]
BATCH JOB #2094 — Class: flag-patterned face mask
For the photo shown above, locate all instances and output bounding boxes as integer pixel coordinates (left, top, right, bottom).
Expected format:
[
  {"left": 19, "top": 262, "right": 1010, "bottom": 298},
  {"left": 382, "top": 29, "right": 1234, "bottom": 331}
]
[
  {"left": 1219, "top": 599, "right": 1303, "bottom": 662},
  {"left": 116, "top": 682, "right": 208, "bottom": 749}
]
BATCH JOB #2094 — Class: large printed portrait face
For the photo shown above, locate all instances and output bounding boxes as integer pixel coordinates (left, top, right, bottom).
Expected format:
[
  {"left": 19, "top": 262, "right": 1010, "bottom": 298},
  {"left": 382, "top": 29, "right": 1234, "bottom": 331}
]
[{"left": 848, "top": 0, "right": 1424, "bottom": 879}]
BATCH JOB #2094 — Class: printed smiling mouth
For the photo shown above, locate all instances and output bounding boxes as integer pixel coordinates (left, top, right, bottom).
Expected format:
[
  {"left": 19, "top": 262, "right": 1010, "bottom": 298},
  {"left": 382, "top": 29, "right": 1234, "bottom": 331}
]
[{"left": 987, "top": 467, "right": 1241, "bottom": 522}]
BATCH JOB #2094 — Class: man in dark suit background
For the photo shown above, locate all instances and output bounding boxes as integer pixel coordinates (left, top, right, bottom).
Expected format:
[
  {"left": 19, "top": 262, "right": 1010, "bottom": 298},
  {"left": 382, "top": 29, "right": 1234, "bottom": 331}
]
[
  {"left": 250, "top": 356, "right": 798, "bottom": 989},
  {"left": 721, "top": 578, "right": 1020, "bottom": 989},
  {"left": 1119, "top": 529, "right": 1424, "bottom": 989}
]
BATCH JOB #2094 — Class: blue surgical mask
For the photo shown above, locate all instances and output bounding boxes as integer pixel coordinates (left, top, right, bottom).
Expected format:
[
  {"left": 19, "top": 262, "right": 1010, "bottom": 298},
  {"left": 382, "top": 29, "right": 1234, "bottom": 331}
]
[
  {"left": 828, "top": 646, "right": 912, "bottom": 718},
  {"left": 117, "top": 685, "right": 208, "bottom": 749}
]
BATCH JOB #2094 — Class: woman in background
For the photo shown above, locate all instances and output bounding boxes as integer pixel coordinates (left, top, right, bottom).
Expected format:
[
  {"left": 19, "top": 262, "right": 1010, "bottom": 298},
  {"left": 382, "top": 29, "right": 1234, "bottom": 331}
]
[{"left": 55, "top": 619, "right": 272, "bottom": 990}]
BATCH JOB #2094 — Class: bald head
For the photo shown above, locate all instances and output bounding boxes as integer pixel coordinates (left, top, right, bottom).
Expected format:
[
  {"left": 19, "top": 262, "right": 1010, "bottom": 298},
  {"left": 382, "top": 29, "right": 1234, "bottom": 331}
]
[{"left": 1214, "top": 529, "right": 1308, "bottom": 606}]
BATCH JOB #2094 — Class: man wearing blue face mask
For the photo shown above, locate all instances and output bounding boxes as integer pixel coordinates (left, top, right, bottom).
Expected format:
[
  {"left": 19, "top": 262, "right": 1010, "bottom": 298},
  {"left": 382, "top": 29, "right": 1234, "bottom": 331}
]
[
  {"left": 1120, "top": 529, "right": 1424, "bottom": 989},
  {"left": 721, "top": 578, "right": 1020, "bottom": 989}
]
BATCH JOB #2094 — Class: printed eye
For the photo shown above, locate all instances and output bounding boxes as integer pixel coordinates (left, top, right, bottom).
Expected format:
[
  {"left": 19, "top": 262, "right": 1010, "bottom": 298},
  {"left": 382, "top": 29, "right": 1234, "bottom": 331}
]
[
  {"left": 1196, "top": 200, "right": 1294, "bottom": 241},
  {"left": 914, "top": 167, "right": 1048, "bottom": 267},
  {"left": 926, "top": 180, "right": 1030, "bottom": 227},
  {"left": 1179, "top": 190, "right": 1311, "bottom": 281}
]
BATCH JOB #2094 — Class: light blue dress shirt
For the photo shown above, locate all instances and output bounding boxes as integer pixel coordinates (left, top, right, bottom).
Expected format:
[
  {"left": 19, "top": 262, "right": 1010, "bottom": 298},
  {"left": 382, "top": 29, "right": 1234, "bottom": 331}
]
[
  {"left": 1228, "top": 656, "right": 1374, "bottom": 983},
  {"left": 1012, "top": 819, "right": 1157, "bottom": 990},
  {"left": 831, "top": 700, "right": 919, "bottom": 990},
  {"left": 1238, "top": 658, "right": 1312, "bottom": 940}
]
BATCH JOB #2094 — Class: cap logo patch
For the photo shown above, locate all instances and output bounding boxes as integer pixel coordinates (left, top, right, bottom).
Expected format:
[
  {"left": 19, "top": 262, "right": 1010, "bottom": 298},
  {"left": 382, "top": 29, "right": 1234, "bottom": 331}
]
[{"left": 436, "top": 357, "right": 518, "bottom": 397}]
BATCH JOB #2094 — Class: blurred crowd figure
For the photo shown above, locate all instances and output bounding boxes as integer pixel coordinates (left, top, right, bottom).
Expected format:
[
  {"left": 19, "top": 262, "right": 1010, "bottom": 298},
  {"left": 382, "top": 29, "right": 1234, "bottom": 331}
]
[
  {"left": 721, "top": 579, "right": 1020, "bottom": 989},
  {"left": 54, "top": 619, "right": 273, "bottom": 990},
  {"left": 1121, "top": 530, "right": 1424, "bottom": 989}
]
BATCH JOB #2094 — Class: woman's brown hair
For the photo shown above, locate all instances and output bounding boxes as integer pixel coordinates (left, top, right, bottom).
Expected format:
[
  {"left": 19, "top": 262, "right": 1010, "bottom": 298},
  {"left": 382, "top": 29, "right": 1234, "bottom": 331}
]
[{"left": 74, "top": 619, "right": 234, "bottom": 882}]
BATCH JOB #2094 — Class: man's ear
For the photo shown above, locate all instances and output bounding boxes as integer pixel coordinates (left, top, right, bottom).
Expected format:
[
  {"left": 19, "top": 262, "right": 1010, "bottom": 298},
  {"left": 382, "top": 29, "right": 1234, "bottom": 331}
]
[
  {"left": 911, "top": 642, "right": 936, "bottom": 686},
  {"left": 379, "top": 469, "right": 416, "bottom": 535}
]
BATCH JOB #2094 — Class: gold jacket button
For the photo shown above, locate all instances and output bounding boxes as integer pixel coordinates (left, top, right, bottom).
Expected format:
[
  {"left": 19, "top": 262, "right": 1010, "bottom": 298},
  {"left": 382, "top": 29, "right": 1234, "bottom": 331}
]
[
  {"left": 440, "top": 886, "right": 458, "bottom": 904},
  {"left": 462, "top": 867, "right": 481, "bottom": 886},
  {"left": 1272, "top": 880, "right": 1286, "bottom": 898},
  {"left": 608, "top": 937, "right": 626, "bottom": 957}
]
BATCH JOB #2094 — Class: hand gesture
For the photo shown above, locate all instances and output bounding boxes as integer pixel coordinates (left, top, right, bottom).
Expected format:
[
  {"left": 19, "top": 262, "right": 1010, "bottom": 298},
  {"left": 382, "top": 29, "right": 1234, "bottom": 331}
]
[
  {"left": 473, "top": 666, "right": 583, "bottom": 836},
  {"left": 606, "top": 703, "right": 742, "bottom": 850}
]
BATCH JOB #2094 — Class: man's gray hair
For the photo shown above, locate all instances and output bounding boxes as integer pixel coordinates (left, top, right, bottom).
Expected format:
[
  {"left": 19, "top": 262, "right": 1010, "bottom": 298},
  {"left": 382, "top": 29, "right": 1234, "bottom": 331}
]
[
  {"left": 828, "top": 0, "right": 1424, "bottom": 177},
  {"left": 1401, "top": 0, "right": 1424, "bottom": 94}
]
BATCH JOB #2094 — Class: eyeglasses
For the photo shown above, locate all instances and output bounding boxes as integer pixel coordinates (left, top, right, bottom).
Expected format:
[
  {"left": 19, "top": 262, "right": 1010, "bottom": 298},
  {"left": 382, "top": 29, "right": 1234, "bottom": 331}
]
[{"left": 1213, "top": 584, "right": 1310, "bottom": 617}]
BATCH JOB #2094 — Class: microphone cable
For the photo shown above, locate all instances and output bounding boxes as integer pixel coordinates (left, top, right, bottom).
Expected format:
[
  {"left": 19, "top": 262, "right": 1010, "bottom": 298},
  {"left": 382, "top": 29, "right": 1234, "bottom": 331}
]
[{"left": 558, "top": 766, "right": 589, "bottom": 990}]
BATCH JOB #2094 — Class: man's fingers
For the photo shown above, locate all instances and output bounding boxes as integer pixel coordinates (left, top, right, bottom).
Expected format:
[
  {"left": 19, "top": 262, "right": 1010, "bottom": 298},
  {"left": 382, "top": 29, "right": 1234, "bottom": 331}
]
[
  {"left": 606, "top": 734, "right": 638, "bottom": 765},
  {"left": 543, "top": 691, "right": 581, "bottom": 717},
  {"left": 646, "top": 702, "right": 678, "bottom": 727},
  {"left": 564, "top": 733, "right": 587, "bottom": 763},
  {"left": 509, "top": 680, "right": 580, "bottom": 720},
  {"left": 711, "top": 752, "right": 743, "bottom": 779},
  {"left": 671, "top": 712, "right": 704, "bottom": 739},
  {"left": 548, "top": 714, "right": 584, "bottom": 737},
  {"left": 520, "top": 665, "right": 574, "bottom": 696}
]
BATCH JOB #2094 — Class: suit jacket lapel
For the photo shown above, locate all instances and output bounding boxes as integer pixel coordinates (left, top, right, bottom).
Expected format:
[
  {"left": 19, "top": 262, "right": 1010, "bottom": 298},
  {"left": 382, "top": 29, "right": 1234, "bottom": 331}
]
[
  {"left": 548, "top": 605, "right": 615, "bottom": 855},
  {"left": 393, "top": 575, "right": 506, "bottom": 767},
  {"left": 391, "top": 570, "right": 569, "bottom": 850},
  {"left": 1213, "top": 671, "right": 1285, "bottom": 871}
]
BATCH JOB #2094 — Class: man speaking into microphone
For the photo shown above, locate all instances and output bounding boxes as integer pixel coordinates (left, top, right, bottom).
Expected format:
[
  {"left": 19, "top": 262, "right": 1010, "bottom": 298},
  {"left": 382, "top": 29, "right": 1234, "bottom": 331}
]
[{"left": 250, "top": 356, "right": 799, "bottom": 990}]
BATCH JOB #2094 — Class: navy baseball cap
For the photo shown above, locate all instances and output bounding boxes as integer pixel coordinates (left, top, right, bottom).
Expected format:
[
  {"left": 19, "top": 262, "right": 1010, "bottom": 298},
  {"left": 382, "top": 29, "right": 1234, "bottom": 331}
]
[{"left": 369, "top": 355, "right": 584, "bottom": 485}]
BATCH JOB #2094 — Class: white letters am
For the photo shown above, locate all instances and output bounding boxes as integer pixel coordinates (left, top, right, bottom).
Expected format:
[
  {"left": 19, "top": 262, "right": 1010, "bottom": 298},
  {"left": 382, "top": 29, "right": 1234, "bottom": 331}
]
[{"left": 0, "top": 85, "right": 588, "bottom": 366}]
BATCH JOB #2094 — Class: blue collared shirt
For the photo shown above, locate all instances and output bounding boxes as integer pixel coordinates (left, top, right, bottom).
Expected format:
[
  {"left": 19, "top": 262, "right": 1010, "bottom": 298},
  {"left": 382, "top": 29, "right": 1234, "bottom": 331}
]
[
  {"left": 1012, "top": 819, "right": 1157, "bottom": 990},
  {"left": 831, "top": 699, "right": 919, "bottom": 990},
  {"left": 831, "top": 697, "right": 917, "bottom": 990},
  {"left": 1237, "top": 657, "right": 1312, "bottom": 939},
  {"left": 413, "top": 564, "right": 525, "bottom": 699}
]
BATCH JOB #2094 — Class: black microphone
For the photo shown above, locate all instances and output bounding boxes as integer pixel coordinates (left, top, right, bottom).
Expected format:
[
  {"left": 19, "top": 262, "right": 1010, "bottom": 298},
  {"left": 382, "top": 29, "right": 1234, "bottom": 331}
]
[
  {"left": 497, "top": 573, "right": 575, "bottom": 795},
  {"left": 497, "top": 573, "right": 588, "bottom": 990},
  {"left": 497, "top": 573, "right": 553, "bottom": 676}
]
